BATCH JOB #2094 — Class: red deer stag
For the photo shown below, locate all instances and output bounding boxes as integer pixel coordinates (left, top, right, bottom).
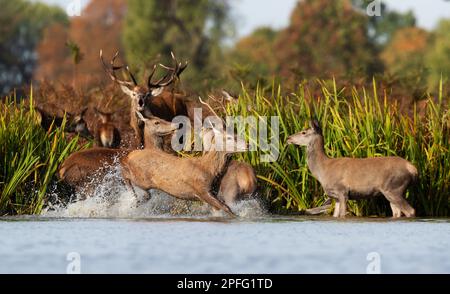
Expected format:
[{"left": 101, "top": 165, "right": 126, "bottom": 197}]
[{"left": 100, "top": 50, "right": 189, "bottom": 147}]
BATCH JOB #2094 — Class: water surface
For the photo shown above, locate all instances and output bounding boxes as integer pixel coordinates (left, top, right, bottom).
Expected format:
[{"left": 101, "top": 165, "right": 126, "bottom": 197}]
[
  {"left": 1, "top": 216, "right": 449, "bottom": 274},
  {"left": 2, "top": 168, "right": 448, "bottom": 274}
]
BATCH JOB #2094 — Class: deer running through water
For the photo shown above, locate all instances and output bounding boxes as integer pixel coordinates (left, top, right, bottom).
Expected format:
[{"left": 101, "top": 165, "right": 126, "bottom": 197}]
[
  {"left": 287, "top": 119, "right": 417, "bottom": 218},
  {"left": 200, "top": 98, "right": 258, "bottom": 207},
  {"left": 121, "top": 112, "right": 248, "bottom": 216}
]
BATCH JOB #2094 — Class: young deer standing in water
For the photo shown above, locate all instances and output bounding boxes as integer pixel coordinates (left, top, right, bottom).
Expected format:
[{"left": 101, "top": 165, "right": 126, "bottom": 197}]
[
  {"left": 94, "top": 107, "right": 121, "bottom": 148},
  {"left": 121, "top": 112, "right": 248, "bottom": 216},
  {"left": 287, "top": 119, "right": 417, "bottom": 218}
]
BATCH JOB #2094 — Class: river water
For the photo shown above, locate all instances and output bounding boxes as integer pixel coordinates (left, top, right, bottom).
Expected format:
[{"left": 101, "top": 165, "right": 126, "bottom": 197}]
[
  {"left": 0, "top": 167, "right": 449, "bottom": 274},
  {"left": 1, "top": 214, "right": 449, "bottom": 273}
]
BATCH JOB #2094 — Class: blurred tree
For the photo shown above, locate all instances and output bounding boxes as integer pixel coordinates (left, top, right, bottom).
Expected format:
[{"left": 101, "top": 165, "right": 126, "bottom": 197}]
[
  {"left": 426, "top": 20, "right": 450, "bottom": 90},
  {"left": 273, "top": 0, "right": 379, "bottom": 84},
  {"left": 123, "top": 0, "right": 234, "bottom": 92},
  {"left": 352, "top": 0, "right": 416, "bottom": 46},
  {"left": 381, "top": 27, "right": 430, "bottom": 100},
  {"left": 229, "top": 27, "right": 278, "bottom": 89},
  {"left": 66, "top": 41, "right": 85, "bottom": 87},
  {"left": 0, "top": 0, "right": 68, "bottom": 95},
  {"left": 381, "top": 27, "right": 429, "bottom": 74},
  {"left": 35, "top": 0, "right": 127, "bottom": 90},
  {"left": 34, "top": 23, "right": 72, "bottom": 84}
]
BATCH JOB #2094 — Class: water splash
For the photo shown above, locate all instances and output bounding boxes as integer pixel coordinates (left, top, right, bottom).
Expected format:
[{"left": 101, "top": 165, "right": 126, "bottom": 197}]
[{"left": 43, "top": 164, "right": 266, "bottom": 219}]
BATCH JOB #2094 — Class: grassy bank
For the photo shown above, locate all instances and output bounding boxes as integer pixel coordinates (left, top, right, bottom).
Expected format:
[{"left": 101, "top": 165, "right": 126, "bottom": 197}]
[
  {"left": 229, "top": 80, "right": 449, "bottom": 217},
  {"left": 1, "top": 80, "right": 449, "bottom": 217},
  {"left": 0, "top": 94, "right": 81, "bottom": 215}
]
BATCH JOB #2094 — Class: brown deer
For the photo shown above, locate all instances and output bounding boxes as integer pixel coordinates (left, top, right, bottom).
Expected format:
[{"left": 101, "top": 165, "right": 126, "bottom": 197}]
[
  {"left": 94, "top": 107, "right": 121, "bottom": 148},
  {"left": 58, "top": 115, "right": 179, "bottom": 191},
  {"left": 218, "top": 161, "right": 257, "bottom": 206},
  {"left": 100, "top": 50, "right": 189, "bottom": 147},
  {"left": 121, "top": 112, "right": 248, "bottom": 216},
  {"left": 287, "top": 119, "right": 417, "bottom": 218},
  {"left": 202, "top": 127, "right": 257, "bottom": 206},
  {"left": 34, "top": 105, "right": 92, "bottom": 139},
  {"left": 58, "top": 147, "right": 127, "bottom": 188},
  {"left": 200, "top": 99, "right": 258, "bottom": 207}
]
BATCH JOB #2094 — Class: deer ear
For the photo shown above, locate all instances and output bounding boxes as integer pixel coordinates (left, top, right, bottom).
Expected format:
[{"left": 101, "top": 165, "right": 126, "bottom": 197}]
[
  {"left": 120, "top": 85, "right": 135, "bottom": 97},
  {"left": 151, "top": 87, "right": 164, "bottom": 97},
  {"left": 310, "top": 119, "right": 322, "bottom": 135}
]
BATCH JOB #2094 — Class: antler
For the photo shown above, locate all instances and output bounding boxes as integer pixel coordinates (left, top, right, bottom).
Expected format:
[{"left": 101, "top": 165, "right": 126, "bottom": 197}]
[
  {"left": 100, "top": 50, "right": 138, "bottom": 87},
  {"left": 199, "top": 96, "right": 226, "bottom": 126},
  {"left": 148, "top": 52, "right": 188, "bottom": 89}
]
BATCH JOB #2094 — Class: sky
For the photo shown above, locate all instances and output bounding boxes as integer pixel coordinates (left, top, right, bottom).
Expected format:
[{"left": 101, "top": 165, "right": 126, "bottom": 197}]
[{"left": 39, "top": 0, "right": 450, "bottom": 38}]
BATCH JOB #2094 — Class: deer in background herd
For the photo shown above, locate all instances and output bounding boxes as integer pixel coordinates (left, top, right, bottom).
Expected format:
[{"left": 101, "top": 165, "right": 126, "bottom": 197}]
[
  {"left": 94, "top": 107, "right": 121, "bottom": 148},
  {"left": 33, "top": 105, "right": 92, "bottom": 139},
  {"left": 287, "top": 119, "right": 417, "bottom": 218},
  {"left": 100, "top": 50, "right": 190, "bottom": 147}
]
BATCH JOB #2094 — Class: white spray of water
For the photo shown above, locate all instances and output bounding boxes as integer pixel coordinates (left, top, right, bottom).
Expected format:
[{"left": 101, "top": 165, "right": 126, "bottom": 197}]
[{"left": 43, "top": 164, "right": 266, "bottom": 219}]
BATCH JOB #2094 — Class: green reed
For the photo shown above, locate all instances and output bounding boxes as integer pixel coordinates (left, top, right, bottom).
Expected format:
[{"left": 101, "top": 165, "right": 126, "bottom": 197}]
[{"left": 0, "top": 92, "right": 81, "bottom": 215}]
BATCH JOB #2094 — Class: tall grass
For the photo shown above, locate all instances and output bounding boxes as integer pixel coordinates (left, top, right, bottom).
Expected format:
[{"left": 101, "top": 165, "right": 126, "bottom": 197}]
[
  {"left": 0, "top": 92, "right": 81, "bottom": 215},
  {"left": 228, "top": 80, "right": 449, "bottom": 217}
]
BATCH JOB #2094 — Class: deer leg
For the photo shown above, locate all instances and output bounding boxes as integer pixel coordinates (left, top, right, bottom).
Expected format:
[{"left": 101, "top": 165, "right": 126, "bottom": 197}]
[
  {"left": 383, "top": 190, "right": 415, "bottom": 218},
  {"left": 123, "top": 178, "right": 138, "bottom": 198},
  {"left": 326, "top": 190, "right": 345, "bottom": 218},
  {"left": 337, "top": 194, "right": 348, "bottom": 218},
  {"left": 333, "top": 201, "right": 340, "bottom": 218},
  {"left": 200, "top": 192, "right": 236, "bottom": 217},
  {"left": 390, "top": 203, "right": 402, "bottom": 218},
  {"left": 135, "top": 189, "right": 152, "bottom": 206},
  {"left": 218, "top": 183, "right": 239, "bottom": 207}
]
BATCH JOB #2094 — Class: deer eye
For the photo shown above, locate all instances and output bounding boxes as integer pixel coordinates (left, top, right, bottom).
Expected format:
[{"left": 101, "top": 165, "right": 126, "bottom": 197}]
[
  {"left": 154, "top": 121, "right": 160, "bottom": 126},
  {"left": 301, "top": 131, "right": 306, "bottom": 135}
]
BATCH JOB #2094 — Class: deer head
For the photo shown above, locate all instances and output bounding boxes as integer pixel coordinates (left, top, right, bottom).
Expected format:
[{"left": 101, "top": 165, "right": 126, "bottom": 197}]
[
  {"left": 135, "top": 111, "right": 179, "bottom": 137},
  {"left": 65, "top": 108, "right": 92, "bottom": 139},
  {"left": 94, "top": 107, "right": 114, "bottom": 124},
  {"left": 100, "top": 50, "right": 188, "bottom": 112},
  {"left": 287, "top": 119, "right": 323, "bottom": 146}
]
